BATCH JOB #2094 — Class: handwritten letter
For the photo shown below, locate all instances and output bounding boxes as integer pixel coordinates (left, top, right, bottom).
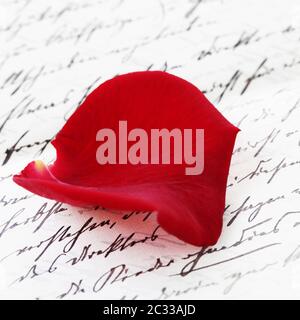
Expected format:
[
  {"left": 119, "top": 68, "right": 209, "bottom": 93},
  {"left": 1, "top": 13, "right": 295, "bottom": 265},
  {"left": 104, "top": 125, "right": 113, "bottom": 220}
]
[{"left": 0, "top": 0, "right": 300, "bottom": 299}]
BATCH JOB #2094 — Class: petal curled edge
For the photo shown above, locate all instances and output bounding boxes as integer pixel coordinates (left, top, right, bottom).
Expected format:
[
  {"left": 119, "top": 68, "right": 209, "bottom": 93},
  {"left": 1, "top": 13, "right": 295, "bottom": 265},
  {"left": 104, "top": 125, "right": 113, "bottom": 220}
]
[{"left": 13, "top": 71, "right": 239, "bottom": 246}]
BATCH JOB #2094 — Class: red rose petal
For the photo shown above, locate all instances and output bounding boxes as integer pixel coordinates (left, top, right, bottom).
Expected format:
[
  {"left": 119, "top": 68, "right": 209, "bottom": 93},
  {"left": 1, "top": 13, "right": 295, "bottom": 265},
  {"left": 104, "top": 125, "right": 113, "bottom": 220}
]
[{"left": 13, "top": 71, "right": 239, "bottom": 246}]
